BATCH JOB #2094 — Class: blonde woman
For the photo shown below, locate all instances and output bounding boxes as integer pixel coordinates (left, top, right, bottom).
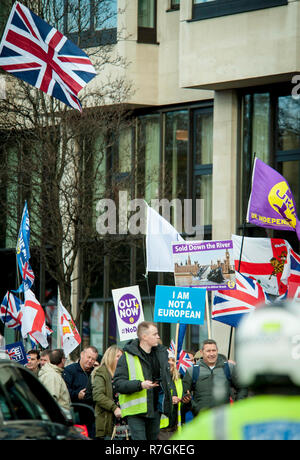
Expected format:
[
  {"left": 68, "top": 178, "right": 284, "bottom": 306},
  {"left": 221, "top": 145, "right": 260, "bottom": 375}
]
[{"left": 92, "top": 345, "right": 123, "bottom": 440}]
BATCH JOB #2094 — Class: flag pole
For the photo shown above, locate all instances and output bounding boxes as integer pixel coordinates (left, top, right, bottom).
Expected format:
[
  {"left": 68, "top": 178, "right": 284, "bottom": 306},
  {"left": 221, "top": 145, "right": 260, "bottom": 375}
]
[
  {"left": 205, "top": 290, "right": 212, "bottom": 339},
  {"left": 227, "top": 152, "right": 256, "bottom": 359},
  {"left": 174, "top": 322, "right": 179, "bottom": 368}
]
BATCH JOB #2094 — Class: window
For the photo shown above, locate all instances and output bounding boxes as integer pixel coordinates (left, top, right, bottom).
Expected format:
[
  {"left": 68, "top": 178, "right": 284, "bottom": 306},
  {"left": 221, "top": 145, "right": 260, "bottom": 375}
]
[
  {"left": 50, "top": 0, "right": 117, "bottom": 47},
  {"left": 137, "top": 114, "right": 160, "bottom": 201},
  {"left": 240, "top": 85, "right": 300, "bottom": 250},
  {"left": 0, "top": 367, "right": 51, "bottom": 421},
  {"left": 164, "top": 110, "right": 188, "bottom": 230},
  {"left": 193, "top": 108, "right": 213, "bottom": 232},
  {"left": 138, "top": 0, "right": 157, "bottom": 44},
  {"left": 170, "top": 0, "right": 180, "bottom": 10},
  {"left": 192, "top": 0, "right": 288, "bottom": 21}
]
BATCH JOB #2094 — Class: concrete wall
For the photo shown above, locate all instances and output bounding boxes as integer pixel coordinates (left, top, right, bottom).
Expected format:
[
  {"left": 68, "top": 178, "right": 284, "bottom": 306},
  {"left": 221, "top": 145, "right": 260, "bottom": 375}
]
[{"left": 179, "top": 0, "right": 300, "bottom": 90}]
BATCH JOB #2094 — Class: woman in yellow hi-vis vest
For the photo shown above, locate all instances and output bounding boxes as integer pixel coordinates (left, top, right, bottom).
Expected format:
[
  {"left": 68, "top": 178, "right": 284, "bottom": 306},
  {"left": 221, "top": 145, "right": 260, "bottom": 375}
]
[
  {"left": 158, "top": 350, "right": 183, "bottom": 440},
  {"left": 114, "top": 322, "right": 173, "bottom": 440}
]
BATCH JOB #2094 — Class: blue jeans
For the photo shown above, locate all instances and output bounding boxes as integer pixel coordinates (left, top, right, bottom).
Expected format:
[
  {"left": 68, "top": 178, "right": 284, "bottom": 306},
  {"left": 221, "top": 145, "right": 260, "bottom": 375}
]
[{"left": 127, "top": 412, "right": 160, "bottom": 440}]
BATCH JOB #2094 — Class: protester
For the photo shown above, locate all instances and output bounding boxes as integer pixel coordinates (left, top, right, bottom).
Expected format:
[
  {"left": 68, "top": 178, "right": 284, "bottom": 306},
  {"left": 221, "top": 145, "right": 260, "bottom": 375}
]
[
  {"left": 63, "top": 346, "right": 98, "bottom": 404},
  {"left": 113, "top": 321, "right": 172, "bottom": 441},
  {"left": 40, "top": 349, "right": 51, "bottom": 367},
  {"left": 92, "top": 345, "right": 123, "bottom": 440},
  {"left": 26, "top": 349, "right": 40, "bottom": 376},
  {"left": 63, "top": 345, "right": 98, "bottom": 438},
  {"left": 173, "top": 302, "right": 300, "bottom": 440},
  {"left": 39, "top": 348, "right": 71, "bottom": 411},
  {"left": 158, "top": 350, "right": 184, "bottom": 440},
  {"left": 182, "top": 339, "right": 247, "bottom": 415}
]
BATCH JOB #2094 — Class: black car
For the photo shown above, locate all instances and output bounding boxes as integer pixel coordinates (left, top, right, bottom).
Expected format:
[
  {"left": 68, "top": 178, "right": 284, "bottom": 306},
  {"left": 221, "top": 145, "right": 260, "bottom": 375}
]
[{"left": 0, "top": 360, "right": 90, "bottom": 440}]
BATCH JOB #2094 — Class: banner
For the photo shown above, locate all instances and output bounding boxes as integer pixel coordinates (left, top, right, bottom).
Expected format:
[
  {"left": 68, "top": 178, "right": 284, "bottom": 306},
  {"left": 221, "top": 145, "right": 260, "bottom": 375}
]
[
  {"left": 21, "top": 289, "right": 49, "bottom": 348},
  {"left": 146, "top": 203, "right": 185, "bottom": 273},
  {"left": 58, "top": 301, "right": 81, "bottom": 356},
  {"left": 232, "top": 234, "right": 290, "bottom": 296},
  {"left": 6, "top": 341, "right": 28, "bottom": 365},
  {"left": 247, "top": 158, "right": 300, "bottom": 239},
  {"left": 172, "top": 240, "right": 236, "bottom": 290},
  {"left": 154, "top": 285, "right": 206, "bottom": 325},
  {"left": 112, "top": 286, "right": 144, "bottom": 342},
  {"left": 15, "top": 201, "right": 35, "bottom": 292}
]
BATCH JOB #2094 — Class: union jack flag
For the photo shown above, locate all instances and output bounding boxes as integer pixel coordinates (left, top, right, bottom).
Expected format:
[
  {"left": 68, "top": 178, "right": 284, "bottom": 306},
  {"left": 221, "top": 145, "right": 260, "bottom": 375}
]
[
  {"left": 285, "top": 249, "right": 300, "bottom": 299},
  {"left": 21, "top": 259, "right": 35, "bottom": 288},
  {"left": 169, "top": 339, "right": 193, "bottom": 375},
  {"left": 0, "top": 2, "right": 97, "bottom": 111},
  {"left": 0, "top": 291, "right": 23, "bottom": 329},
  {"left": 212, "top": 271, "right": 268, "bottom": 327}
]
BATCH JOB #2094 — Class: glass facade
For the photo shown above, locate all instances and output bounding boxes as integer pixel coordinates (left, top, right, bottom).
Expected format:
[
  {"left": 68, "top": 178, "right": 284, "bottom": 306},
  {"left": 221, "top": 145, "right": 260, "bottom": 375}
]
[{"left": 240, "top": 87, "right": 300, "bottom": 251}]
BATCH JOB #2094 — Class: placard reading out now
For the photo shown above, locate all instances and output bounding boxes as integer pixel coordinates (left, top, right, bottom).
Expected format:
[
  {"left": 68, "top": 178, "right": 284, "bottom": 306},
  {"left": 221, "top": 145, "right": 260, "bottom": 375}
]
[{"left": 154, "top": 285, "right": 206, "bottom": 325}]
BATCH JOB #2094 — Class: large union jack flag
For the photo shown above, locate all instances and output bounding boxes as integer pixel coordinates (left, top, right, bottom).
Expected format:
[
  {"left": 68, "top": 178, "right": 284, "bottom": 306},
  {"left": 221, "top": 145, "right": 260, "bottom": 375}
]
[
  {"left": 0, "top": 2, "right": 97, "bottom": 111},
  {"left": 212, "top": 271, "right": 268, "bottom": 327},
  {"left": 0, "top": 291, "right": 23, "bottom": 330}
]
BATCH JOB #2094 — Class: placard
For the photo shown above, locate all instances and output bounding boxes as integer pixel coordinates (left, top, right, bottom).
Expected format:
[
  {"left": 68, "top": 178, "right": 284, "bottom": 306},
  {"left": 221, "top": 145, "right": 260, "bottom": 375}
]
[
  {"left": 172, "top": 240, "right": 236, "bottom": 290},
  {"left": 154, "top": 285, "right": 206, "bottom": 325},
  {"left": 112, "top": 285, "right": 144, "bottom": 342}
]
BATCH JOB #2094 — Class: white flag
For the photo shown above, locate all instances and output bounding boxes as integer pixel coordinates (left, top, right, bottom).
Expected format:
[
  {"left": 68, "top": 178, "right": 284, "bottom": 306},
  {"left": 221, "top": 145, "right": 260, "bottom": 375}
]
[
  {"left": 21, "top": 289, "right": 49, "bottom": 348},
  {"left": 146, "top": 204, "right": 185, "bottom": 273},
  {"left": 58, "top": 301, "right": 81, "bottom": 356}
]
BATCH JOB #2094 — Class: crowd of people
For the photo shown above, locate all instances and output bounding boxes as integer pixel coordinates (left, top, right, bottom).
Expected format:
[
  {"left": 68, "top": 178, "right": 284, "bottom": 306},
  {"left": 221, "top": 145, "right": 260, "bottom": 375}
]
[{"left": 23, "top": 300, "right": 300, "bottom": 441}]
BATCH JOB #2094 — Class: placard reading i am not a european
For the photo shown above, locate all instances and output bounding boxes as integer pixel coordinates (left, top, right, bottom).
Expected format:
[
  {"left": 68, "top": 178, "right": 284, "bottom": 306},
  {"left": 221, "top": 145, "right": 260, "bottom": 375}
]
[{"left": 154, "top": 285, "right": 206, "bottom": 325}]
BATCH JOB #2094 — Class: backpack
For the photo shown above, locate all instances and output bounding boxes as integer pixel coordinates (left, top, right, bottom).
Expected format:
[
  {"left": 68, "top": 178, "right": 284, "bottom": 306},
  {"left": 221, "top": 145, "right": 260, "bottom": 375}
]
[{"left": 191, "top": 361, "right": 232, "bottom": 392}]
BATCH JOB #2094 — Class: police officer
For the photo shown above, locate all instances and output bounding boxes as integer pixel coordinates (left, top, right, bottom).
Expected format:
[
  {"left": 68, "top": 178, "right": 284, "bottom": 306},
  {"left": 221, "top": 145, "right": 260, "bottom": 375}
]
[{"left": 172, "top": 301, "right": 300, "bottom": 440}]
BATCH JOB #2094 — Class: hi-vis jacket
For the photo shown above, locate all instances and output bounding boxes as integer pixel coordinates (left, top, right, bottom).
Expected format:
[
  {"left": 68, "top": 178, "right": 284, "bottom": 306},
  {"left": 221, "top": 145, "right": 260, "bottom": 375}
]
[
  {"left": 172, "top": 395, "right": 300, "bottom": 440},
  {"left": 113, "top": 339, "right": 173, "bottom": 419}
]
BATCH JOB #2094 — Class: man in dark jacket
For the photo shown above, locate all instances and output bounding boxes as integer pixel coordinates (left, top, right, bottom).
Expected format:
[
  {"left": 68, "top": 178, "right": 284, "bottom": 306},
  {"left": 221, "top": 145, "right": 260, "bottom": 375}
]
[
  {"left": 63, "top": 346, "right": 98, "bottom": 404},
  {"left": 182, "top": 339, "right": 247, "bottom": 415},
  {"left": 113, "top": 321, "right": 172, "bottom": 440}
]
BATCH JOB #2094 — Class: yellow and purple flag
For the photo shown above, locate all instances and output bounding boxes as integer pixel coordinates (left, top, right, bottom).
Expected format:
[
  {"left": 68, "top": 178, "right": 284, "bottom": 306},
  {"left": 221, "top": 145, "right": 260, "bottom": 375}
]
[{"left": 247, "top": 158, "right": 300, "bottom": 240}]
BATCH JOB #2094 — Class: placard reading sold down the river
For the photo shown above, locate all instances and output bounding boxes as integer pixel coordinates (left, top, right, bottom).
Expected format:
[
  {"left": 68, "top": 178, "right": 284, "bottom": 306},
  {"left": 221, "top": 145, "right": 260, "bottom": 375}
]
[{"left": 112, "top": 285, "right": 145, "bottom": 341}]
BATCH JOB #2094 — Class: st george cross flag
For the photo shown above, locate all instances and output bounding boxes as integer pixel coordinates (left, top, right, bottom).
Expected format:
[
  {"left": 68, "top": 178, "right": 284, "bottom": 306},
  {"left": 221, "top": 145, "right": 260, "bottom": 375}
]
[
  {"left": 15, "top": 201, "right": 35, "bottom": 292},
  {"left": 232, "top": 234, "right": 290, "bottom": 296},
  {"left": 0, "top": 291, "right": 22, "bottom": 329},
  {"left": 58, "top": 301, "right": 81, "bottom": 356},
  {"left": 0, "top": 2, "right": 97, "bottom": 111},
  {"left": 212, "top": 272, "right": 268, "bottom": 327},
  {"left": 21, "top": 289, "right": 50, "bottom": 348},
  {"left": 247, "top": 158, "right": 300, "bottom": 240},
  {"left": 146, "top": 203, "right": 185, "bottom": 273}
]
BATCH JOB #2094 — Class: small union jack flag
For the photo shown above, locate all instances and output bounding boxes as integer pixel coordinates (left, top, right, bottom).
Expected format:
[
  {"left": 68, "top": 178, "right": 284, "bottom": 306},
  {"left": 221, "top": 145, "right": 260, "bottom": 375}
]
[
  {"left": 0, "top": 291, "right": 23, "bottom": 329},
  {"left": 168, "top": 339, "right": 193, "bottom": 375},
  {"left": 177, "top": 349, "right": 193, "bottom": 375},
  {"left": 212, "top": 271, "right": 268, "bottom": 327},
  {"left": 21, "top": 259, "right": 35, "bottom": 288},
  {"left": 0, "top": 2, "right": 97, "bottom": 111}
]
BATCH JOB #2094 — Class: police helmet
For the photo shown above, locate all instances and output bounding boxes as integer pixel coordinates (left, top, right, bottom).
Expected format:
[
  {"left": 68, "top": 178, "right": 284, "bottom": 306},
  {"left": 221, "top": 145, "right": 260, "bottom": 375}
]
[{"left": 236, "top": 302, "right": 300, "bottom": 388}]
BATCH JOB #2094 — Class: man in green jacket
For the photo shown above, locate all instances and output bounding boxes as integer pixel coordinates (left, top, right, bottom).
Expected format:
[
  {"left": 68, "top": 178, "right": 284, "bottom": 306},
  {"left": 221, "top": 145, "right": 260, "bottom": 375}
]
[
  {"left": 113, "top": 321, "right": 172, "bottom": 440},
  {"left": 182, "top": 339, "right": 247, "bottom": 416}
]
